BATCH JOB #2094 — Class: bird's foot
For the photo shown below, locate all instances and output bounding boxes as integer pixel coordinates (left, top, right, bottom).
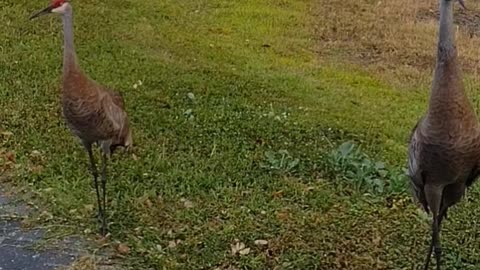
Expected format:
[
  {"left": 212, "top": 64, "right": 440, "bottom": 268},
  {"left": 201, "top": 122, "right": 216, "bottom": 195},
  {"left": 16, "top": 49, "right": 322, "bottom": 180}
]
[
  {"left": 99, "top": 225, "right": 107, "bottom": 237},
  {"left": 97, "top": 210, "right": 107, "bottom": 236}
]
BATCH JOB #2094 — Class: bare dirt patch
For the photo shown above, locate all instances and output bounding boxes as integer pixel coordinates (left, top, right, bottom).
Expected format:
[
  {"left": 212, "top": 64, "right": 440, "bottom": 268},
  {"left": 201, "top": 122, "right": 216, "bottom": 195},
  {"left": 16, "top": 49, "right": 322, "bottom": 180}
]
[
  {"left": 417, "top": 7, "right": 480, "bottom": 38},
  {"left": 312, "top": 0, "right": 480, "bottom": 88}
]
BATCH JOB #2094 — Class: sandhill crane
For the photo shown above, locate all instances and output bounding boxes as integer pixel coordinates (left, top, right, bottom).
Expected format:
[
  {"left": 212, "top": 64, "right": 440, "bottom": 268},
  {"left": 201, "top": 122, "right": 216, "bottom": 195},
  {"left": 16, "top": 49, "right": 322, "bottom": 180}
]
[
  {"left": 30, "top": 0, "right": 132, "bottom": 236},
  {"left": 407, "top": 0, "right": 480, "bottom": 269}
]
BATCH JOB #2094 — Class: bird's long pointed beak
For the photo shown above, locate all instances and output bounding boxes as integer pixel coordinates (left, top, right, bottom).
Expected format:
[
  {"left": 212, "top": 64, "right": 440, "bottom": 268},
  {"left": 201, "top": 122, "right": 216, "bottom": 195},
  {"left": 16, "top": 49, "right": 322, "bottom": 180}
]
[
  {"left": 459, "top": 0, "right": 466, "bottom": 10},
  {"left": 29, "top": 5, "right": 53, "bottom": 20}
]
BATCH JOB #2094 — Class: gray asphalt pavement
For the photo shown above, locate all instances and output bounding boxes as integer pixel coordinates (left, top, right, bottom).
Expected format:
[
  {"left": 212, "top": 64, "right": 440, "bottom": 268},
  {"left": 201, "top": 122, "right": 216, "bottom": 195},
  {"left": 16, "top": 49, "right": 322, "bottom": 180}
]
[{"left": 0, "top": 191, "right": 77, "bottom": 270}]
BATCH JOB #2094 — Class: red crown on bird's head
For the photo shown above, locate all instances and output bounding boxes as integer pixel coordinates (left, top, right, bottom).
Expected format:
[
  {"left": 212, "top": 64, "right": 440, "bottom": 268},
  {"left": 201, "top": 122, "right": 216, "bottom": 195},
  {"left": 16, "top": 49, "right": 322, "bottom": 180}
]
[{"left": 51, "top": 0, "right": 68, "bottom": 8}]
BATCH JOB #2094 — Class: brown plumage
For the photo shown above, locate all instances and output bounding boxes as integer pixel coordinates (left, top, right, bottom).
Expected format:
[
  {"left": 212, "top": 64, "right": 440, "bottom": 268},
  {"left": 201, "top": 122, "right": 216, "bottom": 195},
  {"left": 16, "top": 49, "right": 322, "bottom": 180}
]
[
  {"left": 407, "top": 0, "right": 479, "bottom": 269},
  {"left": 62, "top": 70, "right": 132, "bottom": 152},
  {"left": 30, "top": 0, "right": 132, "bottom": 235}
]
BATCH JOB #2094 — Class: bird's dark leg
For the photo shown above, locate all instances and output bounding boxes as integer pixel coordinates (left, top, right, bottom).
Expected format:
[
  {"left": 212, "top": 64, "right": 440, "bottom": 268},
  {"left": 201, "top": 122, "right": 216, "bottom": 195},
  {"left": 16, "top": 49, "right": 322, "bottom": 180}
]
[
  {"left": 423, "top": 207, "right": 448, "bottom": 270},
  {"left": 434, "top": 206, "right": 449, "bottom": 270},
  {"left": 85, "top": 143, "right": 104, "bottom": 224},
  {"left": 100, "top": 153, "right": 108, "bottom": 236},
  {"left": 432, "top": 216, "right": 441, "bottom": 270},
  {"left": 425, "top": 240, "right": 433, "bottom": 270}
]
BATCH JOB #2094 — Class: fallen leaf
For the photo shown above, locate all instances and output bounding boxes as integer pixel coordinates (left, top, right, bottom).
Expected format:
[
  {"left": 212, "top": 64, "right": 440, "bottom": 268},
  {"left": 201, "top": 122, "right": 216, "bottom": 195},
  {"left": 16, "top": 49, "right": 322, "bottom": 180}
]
[
  {"left": 84, "top": 204, "right": 95, "bottom": 212},
  {"left": 272, "top": 191, "right": 283, "bottom": 198},
  {"left": 183, "top": 200, "right": 194, "bottom": 208},
  {"left": 117, "top": 243, "right": 130, "bottom": 255},
  {"left": 1, "top": 131, "right": 13, "bottom": 137},
  {"left": 97, "top": 237, "right": 109, "bottom": 245},
  {"left": 276, "top": 210, "right": 290, "bottom": 221},
  {"left": 239, "top": 247, "right": 250, "bottom": 255},
  {"left": 231, "top": 242, "right": 245, "bottom": 255},
  {"left": 144, "top": 199, "right": 153, "bottom": 208},
  {"left": 231, "top": 241, "right": 250, "bottom": 256},
  {"left": 168, "top": 240, "right": 177, "bottom": 248},
  {"left": 304, "top": 186, "right": 315, "bottom": 192},
  {"left": 254, "top": 239, "right": 268, "bottom": 246},
  {"left": 39, "top": 211, "right": 53, "bottom": 221},
  {"left": 30, "top": 165, "right": 44, "bottom": 174},
  {"left": 5, "top": 152, "right": 15, "bottom": 163}
]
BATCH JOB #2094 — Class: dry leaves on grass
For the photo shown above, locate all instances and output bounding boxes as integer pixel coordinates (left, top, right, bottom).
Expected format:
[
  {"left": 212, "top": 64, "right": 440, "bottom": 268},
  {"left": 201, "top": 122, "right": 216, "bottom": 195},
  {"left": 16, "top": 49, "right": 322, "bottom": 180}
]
[
  {"left": 67, "top": 256, "right": 98, "bottom": 270},
  {"left": 180, "top": 198, "right": 194, "bottom": 208},
  {"left": 0, "top": 150, "right": 16, "bottom": 172},
  {"left": 116, "top": 243, "right": 130, "bottom": 255},
  {"left": 231, "top": 240, "right": 250, "bottom": 256},
  {"left": 67, "top": 256, "right": 116, "bottom": 270},
  {"left": 168, "top": 239, "right": 182, "bottom": 248},
  {"left": 212, "top": 265, "right": 239, "bottom": 270},
  {"left": 0, "top": 130, "right": 13, "bottom": 138},
  {"left": 144, "top": 198, "right": 153, "bottom": 208},
  {"left": 254, "top": 239, "right": 268, "bottom": 246}
]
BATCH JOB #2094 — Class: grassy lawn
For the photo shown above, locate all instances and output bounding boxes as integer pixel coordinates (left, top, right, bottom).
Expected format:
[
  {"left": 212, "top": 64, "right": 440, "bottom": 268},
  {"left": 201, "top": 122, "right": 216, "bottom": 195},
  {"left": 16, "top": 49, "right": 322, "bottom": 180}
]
[{"left": 3, "top": 0, "right": 480, "bottom": 269}]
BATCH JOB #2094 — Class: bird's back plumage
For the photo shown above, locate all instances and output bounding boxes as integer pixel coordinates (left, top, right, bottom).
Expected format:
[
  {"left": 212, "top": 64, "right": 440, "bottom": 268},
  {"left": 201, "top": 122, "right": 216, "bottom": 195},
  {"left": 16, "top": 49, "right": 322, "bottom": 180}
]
[{"left": 62, "top": 70, "right": 132, "bottom": 153}]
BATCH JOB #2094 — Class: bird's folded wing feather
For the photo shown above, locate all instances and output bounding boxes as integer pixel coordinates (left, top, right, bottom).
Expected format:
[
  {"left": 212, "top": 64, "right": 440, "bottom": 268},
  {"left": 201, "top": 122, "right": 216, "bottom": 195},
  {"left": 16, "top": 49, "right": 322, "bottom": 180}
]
[{"left": 101, "top": 92, "right": 128, "bottom": 135}]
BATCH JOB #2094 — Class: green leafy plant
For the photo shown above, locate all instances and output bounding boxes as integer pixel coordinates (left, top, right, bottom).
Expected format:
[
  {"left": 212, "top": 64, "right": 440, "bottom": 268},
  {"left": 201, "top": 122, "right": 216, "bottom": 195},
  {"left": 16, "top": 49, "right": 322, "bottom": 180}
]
[
  {"left": 324, "top": 141, "right": 407, "bottom": 195},
  {"left": 260, "top": 149, "right": 300, "bottom": 173}
]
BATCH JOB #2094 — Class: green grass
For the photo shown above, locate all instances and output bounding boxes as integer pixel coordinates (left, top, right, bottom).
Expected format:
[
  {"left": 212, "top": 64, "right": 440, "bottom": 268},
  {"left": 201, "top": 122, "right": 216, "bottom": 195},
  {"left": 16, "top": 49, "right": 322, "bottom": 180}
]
[{"left": 3, "top": 0, "right": 480, "bottom": 269}]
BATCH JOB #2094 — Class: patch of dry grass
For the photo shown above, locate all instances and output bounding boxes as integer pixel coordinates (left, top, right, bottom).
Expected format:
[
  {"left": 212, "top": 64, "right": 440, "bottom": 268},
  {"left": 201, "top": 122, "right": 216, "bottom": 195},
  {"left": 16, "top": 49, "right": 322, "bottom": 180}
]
[
  {"left": 64, "top": 256, "right": 119, "bottom": 270},
  {"left": 313, "top": 0, "right": 480, "bottom": 88},
  {"left": 64, "top": 257, "right": 98, "bottom": 270}
]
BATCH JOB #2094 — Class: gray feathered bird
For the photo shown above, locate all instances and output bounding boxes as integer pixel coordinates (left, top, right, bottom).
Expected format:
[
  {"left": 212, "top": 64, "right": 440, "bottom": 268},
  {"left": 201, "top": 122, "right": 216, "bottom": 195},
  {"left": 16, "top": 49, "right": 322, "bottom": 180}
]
[
  {"left": 407, "top": 0, "right": 480, "bottom": 269},
  {"left": 30, "top": 0, "right": 132, "bottom": 236}
]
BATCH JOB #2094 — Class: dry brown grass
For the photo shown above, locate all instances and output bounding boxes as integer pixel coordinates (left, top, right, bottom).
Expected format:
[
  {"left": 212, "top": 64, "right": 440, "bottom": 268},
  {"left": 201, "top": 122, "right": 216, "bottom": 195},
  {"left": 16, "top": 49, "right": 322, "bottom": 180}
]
[
  {"left": 313, "top": 0, "right": 480, "bottom": 89},
  {"left": 64, "top": 256, "right": 118, "bottom": 270},
  {"left": 64, "top": 257, "right": 98, "bottom": 270}
]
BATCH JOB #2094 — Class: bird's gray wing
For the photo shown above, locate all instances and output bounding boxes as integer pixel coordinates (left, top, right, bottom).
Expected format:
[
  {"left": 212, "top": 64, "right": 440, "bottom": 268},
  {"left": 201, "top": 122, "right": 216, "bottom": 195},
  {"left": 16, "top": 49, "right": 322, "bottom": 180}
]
[{"left": 408, "top": 119, "right": 429, "bottom": 213}]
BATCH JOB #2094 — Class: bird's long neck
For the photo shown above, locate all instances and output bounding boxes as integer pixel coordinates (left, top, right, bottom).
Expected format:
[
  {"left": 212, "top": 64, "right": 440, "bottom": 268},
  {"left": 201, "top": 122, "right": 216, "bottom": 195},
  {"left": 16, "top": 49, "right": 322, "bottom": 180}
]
[
  {"left": 438, "top": 0, "right": 455, "bottom": 56},
  {"left": 428, "top": 0, "right": 473, "bottom": 123},
  {"left": 62, "top": 5, "right": 79, "bottom": 76}
]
